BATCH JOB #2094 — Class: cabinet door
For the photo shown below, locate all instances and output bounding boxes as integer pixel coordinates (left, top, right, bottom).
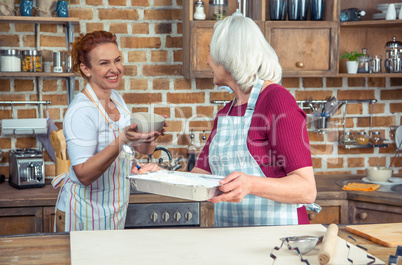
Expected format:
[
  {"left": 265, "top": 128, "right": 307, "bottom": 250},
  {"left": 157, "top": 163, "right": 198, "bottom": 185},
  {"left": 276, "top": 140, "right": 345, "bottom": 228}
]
[
  {"left": 0, "top": 207, "right": 43, "bottom": 235},
  {"left": 349, "top": 201, "right": 402, "bottom": 224},
  {"left": 43, "top": 206, "right": 56, "bottom": 233},
  {"left": 189, "top": 21, "right": 215, "bottom": 78},
  {"left": 265, "top": 22, "right": 338, "bottom": 77}
]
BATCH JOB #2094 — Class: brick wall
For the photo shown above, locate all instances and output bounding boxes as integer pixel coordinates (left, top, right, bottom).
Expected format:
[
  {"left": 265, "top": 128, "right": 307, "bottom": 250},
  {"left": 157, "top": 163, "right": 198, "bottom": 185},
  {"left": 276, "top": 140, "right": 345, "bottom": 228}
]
[{"left": 0, "top": 0, "right": 401, "bottom": 178}]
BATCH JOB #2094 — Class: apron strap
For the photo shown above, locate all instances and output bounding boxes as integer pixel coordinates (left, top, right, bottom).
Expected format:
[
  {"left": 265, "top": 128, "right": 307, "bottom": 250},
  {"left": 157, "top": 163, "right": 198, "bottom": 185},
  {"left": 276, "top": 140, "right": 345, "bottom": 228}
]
[{"left": 245, "top": 79, "right": 264, "bottom": 116}]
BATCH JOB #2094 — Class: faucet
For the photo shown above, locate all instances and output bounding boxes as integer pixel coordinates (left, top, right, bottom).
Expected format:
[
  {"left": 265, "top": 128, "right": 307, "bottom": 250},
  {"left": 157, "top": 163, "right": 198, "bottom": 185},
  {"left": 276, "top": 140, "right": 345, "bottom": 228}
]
[{"left": 147, "top": 147, "right": 181, "bottom": 171}]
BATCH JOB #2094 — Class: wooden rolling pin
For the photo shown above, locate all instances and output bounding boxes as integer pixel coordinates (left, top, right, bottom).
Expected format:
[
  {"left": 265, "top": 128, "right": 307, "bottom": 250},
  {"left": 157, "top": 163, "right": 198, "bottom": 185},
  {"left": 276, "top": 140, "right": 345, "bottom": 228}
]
[{"left": 318, "top": 223, "right": 339, "bottom": 265}]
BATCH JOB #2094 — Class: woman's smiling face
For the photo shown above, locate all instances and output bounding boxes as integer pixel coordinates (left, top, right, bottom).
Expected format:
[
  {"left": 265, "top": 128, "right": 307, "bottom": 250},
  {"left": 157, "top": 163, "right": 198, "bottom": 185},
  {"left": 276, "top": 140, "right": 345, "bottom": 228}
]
[{"left": 84, "top": 42, "right": 123, "bottom": 91}]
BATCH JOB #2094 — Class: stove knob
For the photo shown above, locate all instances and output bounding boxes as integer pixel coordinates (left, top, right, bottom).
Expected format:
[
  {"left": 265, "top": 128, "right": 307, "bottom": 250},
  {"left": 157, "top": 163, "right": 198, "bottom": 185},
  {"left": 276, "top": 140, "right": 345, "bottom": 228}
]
[
  {"left": 150, "top": 212, "right": 158, "bottom": 222},
  {"left": 173, "top": 211, "right": 181, "bottom": 222},
  {"left": 185, "top": 211, "right": 192, "bottom": 221},
  {"left": 162, "top": 212, "right": 170, "bottom": 222}
]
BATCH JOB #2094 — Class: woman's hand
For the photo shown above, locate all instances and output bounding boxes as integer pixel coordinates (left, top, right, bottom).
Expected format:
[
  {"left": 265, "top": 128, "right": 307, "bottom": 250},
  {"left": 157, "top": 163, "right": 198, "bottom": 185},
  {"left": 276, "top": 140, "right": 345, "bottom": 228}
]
[
  {"left": 131, "top": 163, "right": 162, "bottom": 174},
  {"left": 208, "top": 171, "right": 254, "bottom": 203},
  {"left": 120, "top": 123, "right": 160, "bottom": 146}
]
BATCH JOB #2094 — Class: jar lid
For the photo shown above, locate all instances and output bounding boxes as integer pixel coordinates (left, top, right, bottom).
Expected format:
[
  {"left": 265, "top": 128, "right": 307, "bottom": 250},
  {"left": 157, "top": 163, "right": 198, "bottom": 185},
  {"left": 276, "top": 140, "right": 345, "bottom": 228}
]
[
  {"left": 345, "top": 131, "right": 353, "bottom": 135},
  {"left": 357, "top": 131, "right": 367, "bottom": 135},
  {"left": 371, "top": 131, "right": 382, "bottom": 135},
  {"left": 22, "top": 50, "right": 42, "bottom": 56},
  {"left": 210, "top": 0, "right": 227, "bottom": 5},
  {"left": 0, "top": 49, "right": 21, "bottom": 56},
  {"left": 385, "top": 36, "right": 402, "bottom": 48}
]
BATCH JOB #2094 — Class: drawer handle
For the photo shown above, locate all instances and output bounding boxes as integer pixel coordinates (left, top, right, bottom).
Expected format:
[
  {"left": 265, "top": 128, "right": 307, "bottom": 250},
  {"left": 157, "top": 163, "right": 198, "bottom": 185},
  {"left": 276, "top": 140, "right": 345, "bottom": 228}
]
[
  {"left": 308, "top": 213, "right": 316, "bottom": 220},
  {"left": 296, "top": 62, "right": 304, "bottom": 68},
  {"left": 358, "top": 212, "right": 368, "bottom": 220}
]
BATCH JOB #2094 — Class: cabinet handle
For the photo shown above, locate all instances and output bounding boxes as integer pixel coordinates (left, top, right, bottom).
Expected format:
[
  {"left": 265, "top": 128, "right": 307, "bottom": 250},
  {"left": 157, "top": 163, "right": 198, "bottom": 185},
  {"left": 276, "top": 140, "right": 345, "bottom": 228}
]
[
  {"left": 296, "top": 62, "right": 304, "bottom": 68},
  {"left": 308, "top": 213, "right": 316, "bottom": 220},
  {"left": 358, "top": 212, "right": 368, "bottom": 220}
]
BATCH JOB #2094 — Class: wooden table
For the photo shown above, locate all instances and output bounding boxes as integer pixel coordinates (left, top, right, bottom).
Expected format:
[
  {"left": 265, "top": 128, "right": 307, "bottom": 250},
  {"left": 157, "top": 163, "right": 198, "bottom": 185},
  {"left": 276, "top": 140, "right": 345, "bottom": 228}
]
[{"left": 0, "top": 226, "right": 398, "bottom": 265}]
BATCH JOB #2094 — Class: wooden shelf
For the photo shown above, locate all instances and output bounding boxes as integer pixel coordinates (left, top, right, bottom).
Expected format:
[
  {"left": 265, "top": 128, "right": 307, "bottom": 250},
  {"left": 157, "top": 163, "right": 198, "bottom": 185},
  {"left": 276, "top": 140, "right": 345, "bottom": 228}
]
[
  {"left": 341, "top": 19, "right": 402, "bottom": 28},
  {"left": 337, "top": 73, "right": 402, "bottom": 78},
  {"left": 0, "top": 16, "right": 79, "bottom": 25},
  {"left": 0, "top": 72, "right": 77, "bottom": 78}
]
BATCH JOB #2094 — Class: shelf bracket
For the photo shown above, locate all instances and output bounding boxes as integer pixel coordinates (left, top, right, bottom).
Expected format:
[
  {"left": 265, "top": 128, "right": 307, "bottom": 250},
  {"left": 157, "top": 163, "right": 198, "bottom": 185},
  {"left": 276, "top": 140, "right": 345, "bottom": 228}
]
[{"left": 67, "top": 77, "right": 75, "bottom": 105}]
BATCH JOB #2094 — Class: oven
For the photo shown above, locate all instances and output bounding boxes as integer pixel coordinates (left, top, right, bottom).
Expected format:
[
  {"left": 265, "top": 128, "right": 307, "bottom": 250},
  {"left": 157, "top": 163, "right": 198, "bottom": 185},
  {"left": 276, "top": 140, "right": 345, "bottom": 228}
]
[{"left": 125, "top": 189, "right": 213, "bottom": 229}]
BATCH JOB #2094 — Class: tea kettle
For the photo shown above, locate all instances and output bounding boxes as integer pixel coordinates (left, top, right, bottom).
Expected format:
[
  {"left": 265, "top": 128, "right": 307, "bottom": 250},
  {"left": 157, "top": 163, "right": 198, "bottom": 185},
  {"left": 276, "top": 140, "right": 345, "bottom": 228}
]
[
  {"left": 147, "top": 146, "right": 181, "bottom": 171},
  {"left": 385, "top": 36, "right": 402, "bottom": 73}
]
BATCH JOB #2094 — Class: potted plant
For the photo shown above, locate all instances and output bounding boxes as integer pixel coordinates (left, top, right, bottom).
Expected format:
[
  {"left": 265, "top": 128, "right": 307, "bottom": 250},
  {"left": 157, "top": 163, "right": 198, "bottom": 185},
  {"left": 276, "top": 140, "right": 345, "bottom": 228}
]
[{"left": 339, "top": 51, "right": 364, "bottom": 74}]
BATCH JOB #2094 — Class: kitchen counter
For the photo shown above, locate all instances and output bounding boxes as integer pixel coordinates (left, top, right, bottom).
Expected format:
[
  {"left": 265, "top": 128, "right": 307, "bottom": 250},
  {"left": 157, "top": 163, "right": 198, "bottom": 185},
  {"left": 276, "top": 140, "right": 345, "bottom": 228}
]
[
  {"left": 1, "top": 174, "right": 400, "bottom": 208},
  {"left": 0, "top": 225, "right": 398, "bottom": 264}
]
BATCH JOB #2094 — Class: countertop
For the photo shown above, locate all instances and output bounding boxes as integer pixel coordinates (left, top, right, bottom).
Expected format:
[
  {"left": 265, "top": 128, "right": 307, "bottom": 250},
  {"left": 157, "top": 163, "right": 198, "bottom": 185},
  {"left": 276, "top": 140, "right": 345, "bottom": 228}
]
[
  {"left": 1, "top": 174, "right": 400, "bottom": 208},
  {"left": 0, "top": 226, "right": 398, "bottom": 265}
]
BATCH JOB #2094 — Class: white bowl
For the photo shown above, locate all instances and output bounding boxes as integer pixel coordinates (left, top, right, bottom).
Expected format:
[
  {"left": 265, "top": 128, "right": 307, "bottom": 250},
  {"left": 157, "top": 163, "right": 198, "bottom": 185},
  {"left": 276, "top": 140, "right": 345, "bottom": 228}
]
[
  {"left": 365, "top": 167, "right": 392, "bottom": 182},
  {"left": 130, "top": 112, "right": 165, "bottom": 133}
]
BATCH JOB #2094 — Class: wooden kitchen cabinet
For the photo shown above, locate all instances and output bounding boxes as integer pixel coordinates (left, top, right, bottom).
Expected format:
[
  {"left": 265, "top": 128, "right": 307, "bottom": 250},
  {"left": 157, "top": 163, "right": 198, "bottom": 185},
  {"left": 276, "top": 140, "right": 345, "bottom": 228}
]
[
  {"left": 183, "top": 0, "right": 402, "bottom": 78},
  {"left": 307, "top": 199, "right": 348, "bottom": 225},
  {"left": 348, "top": 200, "right": 402, "bottom": 224},
  {"left": 0, "top": 207, "right": 43, "bottom": 235},
  {"left": 43, "top": 206, "right": 56, "bottom": 233}
]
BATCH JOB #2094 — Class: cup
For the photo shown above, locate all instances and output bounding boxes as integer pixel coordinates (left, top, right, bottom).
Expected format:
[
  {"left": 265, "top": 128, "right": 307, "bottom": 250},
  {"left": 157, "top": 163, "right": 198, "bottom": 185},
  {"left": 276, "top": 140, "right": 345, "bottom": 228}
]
[
  {"left": 315, "top": 116, "right": 330, "bottom": 129},
  {"left": 371, "top": 55, "right": 382, "bottom": 73},
  {"left": 288, "top": 0, "right": 309, "bottom": 20},
  {"left": 310, "top": 0, "right": 324, "bottom": 20},
  {"left": 270, "top": 0, "right": 287, "bottom": 20}
]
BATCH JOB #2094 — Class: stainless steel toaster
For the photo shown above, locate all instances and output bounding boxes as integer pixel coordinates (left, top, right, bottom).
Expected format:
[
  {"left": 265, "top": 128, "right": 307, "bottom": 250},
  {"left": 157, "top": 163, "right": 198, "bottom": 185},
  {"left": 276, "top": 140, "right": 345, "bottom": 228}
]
[{"left": 9, "top": 148, "right": 45, "bottom": 189}]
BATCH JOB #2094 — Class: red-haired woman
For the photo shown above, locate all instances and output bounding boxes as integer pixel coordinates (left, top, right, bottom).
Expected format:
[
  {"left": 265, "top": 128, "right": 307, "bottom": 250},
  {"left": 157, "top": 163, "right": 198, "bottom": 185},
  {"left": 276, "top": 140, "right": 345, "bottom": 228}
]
[{"left": 53, "top": 31, "right": 164, "bottom": 231}]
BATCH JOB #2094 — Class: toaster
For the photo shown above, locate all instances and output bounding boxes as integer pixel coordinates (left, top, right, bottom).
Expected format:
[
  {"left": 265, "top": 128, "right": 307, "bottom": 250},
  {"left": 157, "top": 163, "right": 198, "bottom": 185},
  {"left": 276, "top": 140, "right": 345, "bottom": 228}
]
[{"left": 9, "top": 148, "right": 45, "bottom": 189}]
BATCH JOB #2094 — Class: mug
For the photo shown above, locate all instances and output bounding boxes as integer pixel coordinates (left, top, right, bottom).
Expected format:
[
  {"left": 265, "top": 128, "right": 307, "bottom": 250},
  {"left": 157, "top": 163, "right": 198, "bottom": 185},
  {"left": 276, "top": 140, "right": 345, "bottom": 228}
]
[{"left": 288, "top": 0, "right": 309, "bottom": 20}]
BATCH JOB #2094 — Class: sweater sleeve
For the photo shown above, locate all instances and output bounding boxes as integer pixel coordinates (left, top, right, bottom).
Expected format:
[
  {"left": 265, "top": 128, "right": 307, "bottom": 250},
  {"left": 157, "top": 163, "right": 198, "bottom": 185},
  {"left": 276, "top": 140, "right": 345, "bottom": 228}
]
[{"left": 259, "top": 85, "right": 312, "bottom": 174}]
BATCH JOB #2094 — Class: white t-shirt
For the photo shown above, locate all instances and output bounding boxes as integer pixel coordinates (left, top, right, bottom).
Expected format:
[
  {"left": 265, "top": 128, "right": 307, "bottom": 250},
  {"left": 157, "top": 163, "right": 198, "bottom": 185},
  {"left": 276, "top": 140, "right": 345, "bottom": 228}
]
[{"left": 57, "top": 87, "right": 131, "bottom": 211}]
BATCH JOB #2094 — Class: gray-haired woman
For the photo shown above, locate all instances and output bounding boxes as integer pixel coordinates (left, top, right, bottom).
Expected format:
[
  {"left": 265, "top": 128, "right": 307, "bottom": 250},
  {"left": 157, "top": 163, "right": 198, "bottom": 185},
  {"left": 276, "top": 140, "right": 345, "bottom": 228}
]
[{"left": 192, "top": 15, "right": 317, "bottom": 227}]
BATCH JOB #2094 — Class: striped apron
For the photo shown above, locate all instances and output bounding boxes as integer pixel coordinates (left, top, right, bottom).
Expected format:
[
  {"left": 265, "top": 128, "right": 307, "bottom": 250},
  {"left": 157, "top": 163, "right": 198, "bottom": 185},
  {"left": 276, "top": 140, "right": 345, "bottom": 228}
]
[
  {"left": 54, "top": 84, "right": 131, "bottom": 231},
  {"left": 209, "top": 80, "right": 299, "bottom": 227}
]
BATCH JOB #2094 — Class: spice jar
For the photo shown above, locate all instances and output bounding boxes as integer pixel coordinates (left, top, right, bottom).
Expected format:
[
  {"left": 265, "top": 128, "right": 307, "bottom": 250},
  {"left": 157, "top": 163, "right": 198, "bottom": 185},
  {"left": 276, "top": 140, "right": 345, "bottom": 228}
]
[
  {"left": 370, "top": 131, "right": 384, "bottom": 145},
  {"left": 0, "top": 49, "right": 22, "bottom": 72},
  {"left": 22, "top": 50, "right": 42, "bottom": 72},
  {"left": 356, "top": 131, "right": 369, "bottom": 145},
  {"left": 340, "top": 131, "right": 356, "bottom": 145},
  {"left": 209, "top": 0, "right": 228, "bottom": 20}
]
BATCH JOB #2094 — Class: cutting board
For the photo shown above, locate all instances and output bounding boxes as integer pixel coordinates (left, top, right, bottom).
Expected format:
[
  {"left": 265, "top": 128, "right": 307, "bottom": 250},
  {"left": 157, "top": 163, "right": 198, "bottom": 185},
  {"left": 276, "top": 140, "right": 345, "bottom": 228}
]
[
  {"left": 70, "top": 224, "right": 384, "bottom": 265},
  {"left": 346, "top": 223, "right": 402, "bottom": 247}
]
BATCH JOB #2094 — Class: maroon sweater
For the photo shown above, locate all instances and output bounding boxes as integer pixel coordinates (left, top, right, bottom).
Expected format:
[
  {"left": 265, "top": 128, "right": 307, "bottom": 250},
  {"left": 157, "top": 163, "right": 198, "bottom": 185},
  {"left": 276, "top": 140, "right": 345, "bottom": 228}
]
[{"left": 195, "top": 83, "right": 312, "bottom": 176}]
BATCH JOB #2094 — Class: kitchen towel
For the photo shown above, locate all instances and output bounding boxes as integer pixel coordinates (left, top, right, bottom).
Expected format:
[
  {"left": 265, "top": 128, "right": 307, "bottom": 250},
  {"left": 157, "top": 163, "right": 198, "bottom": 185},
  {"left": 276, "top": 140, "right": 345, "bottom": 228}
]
[{"left": 342, "top": 183, "right": 380, "bottom": 191}]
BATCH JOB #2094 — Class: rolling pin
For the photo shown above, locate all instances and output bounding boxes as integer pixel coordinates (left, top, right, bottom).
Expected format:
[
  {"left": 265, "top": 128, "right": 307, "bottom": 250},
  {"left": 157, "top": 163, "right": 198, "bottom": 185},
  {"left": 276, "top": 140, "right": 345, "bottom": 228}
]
[{"left": 318, "top": 223, "right": 339, "bottom": 265}]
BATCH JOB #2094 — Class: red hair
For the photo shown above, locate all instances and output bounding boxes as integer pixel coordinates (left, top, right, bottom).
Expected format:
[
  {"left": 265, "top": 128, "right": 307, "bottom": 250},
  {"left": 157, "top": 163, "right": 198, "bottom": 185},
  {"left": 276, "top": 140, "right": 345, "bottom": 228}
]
[{"left": 71, "top": 31, "right": 118, "bottom": 78}]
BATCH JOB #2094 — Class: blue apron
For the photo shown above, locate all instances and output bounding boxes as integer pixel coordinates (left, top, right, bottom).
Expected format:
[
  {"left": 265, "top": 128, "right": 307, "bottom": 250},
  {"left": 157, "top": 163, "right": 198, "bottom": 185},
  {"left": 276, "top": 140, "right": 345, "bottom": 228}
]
[{"left": 209, "top": 80, "right": 299, "bottom": 227}]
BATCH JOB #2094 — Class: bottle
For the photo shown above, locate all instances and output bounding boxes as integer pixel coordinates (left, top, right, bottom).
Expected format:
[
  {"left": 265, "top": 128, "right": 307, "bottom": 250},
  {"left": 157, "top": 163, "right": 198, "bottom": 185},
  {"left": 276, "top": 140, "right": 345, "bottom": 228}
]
[
  {"left": 187, "top": 129, "right": 197, "bottom": 172},
  {"left": 194, "top": 0, "right": 206, "bottom": 20},
  {"left": 340, "top": 8, "right": 366, "bottom": 22},
  {"left": 386, "top": 3, "right": 396, "bottom": 20}
]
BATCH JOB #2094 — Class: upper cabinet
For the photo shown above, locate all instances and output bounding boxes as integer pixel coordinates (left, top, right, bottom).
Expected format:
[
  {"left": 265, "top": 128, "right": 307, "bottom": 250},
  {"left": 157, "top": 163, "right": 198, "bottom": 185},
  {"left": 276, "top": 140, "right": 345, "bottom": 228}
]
[{"left": 183, "top": 0, "right": 402, "bottom": 79}]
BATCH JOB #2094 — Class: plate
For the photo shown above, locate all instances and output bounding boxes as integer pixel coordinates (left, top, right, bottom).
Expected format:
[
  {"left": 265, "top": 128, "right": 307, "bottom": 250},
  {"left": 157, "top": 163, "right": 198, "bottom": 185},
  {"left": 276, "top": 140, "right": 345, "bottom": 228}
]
[
  {"left": 389, "top": 177, "right": 402, "bottom": 183},
  {"left": 376, "top": 3, "right": 402, "bottom": 14},
  {"left": 362, "top": 177, "right": 399, "bottom": 186},
  {"left": 372, "top": 13, "right": 386, "bottom": 19}
]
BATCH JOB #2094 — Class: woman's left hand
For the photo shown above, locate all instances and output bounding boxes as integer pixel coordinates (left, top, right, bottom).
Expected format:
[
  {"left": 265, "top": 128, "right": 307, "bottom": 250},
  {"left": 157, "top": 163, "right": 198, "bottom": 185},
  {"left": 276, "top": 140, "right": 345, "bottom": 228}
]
[
  {"left": 131, "top": 163, "right": 162, "bottom": 174},
  {"left": 208, "top": 171, "right": 254, "bottom": 203}
]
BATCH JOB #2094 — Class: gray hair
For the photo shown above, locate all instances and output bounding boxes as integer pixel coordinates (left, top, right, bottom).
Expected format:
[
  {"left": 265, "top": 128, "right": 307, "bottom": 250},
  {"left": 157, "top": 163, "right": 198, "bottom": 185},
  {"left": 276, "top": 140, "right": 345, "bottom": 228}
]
[{"left": 210, "top": 15, "right": 282, "bottom": 93}]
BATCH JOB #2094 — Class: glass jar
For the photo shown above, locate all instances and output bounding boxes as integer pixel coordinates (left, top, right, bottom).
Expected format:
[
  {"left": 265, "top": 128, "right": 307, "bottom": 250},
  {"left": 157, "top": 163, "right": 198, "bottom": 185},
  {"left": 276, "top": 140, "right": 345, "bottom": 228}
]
[
  {"left": 209, "top": 0, "right": 228, "bottom": 20},
  {"left": 22, "top": 50, "right": 42, "bottom": 72},
  {"left": 0, "top": 49, "right": 22, "bottom": 72},
  {"left": 357, "top": 48, "right": 372, "bottom": 73},
  {"left": 356, "top": 131, "right": 369, "bottom": 145},
  {"left": 340, "top": 131, "right": 356, "bottom": 145},
  {"left": 370, "top": 131, "right": 384, "bottom": 145}
]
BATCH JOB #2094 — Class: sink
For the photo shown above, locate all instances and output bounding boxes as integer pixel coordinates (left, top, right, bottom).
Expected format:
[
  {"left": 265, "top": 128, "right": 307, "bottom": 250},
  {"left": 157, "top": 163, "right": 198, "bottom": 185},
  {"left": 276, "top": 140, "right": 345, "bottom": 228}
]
[{"left": 391, "top": 184, "right": 402, "bottom": 194}]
